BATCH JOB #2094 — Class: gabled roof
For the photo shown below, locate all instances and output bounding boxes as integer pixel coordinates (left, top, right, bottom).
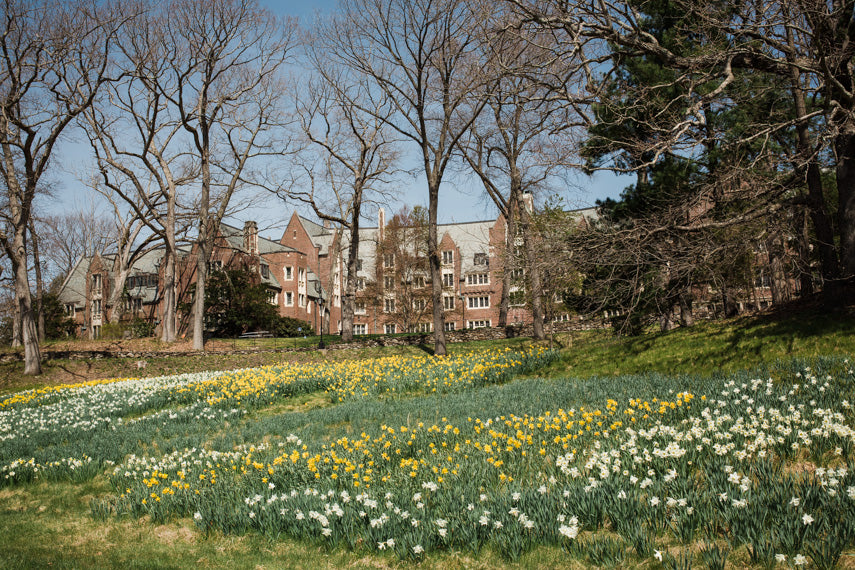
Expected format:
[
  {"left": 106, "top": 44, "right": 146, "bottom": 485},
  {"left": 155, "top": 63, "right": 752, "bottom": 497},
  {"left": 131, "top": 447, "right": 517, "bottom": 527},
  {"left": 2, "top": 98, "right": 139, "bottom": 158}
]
[
  {"left": 219, "top": 222, "right": 301, "bottom": 256},
  {"left": 57, "top": 256, "right": 91, "bottom": 308}
]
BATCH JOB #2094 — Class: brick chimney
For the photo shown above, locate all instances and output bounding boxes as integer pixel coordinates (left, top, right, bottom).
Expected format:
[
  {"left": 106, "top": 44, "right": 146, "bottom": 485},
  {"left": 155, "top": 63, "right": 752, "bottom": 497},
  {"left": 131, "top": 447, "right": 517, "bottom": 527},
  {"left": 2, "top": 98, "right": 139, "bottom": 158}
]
[
  {"left": 378, "top": 207, "right": 385, "bottom": 243},
  {"left": 244, "top": 221, "right": 258, "bottom": 256}
]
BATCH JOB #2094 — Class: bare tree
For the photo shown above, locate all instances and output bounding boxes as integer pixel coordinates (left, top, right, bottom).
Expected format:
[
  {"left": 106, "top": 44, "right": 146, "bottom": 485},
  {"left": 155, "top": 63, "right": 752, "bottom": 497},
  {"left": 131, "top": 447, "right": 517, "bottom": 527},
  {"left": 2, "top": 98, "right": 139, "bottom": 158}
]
[
  {"left": 376, "top": 207, "right": 434, "bottom": 333},
  {"left": 39, "top": 206, "right": 114, "bottom": 289},
  {"left": 140, "top": 0, "right": 295, "bottom": 350},
  {"left": 287, "top": 43, "right": 400, "bottom": 342},
  {"left": 157, "top": 0, "right": 297, "bottom": 350},
  {"left": 82, "top": 2, "right": 199, "bottom": 342},
  {"left": 0, "top": 0, "right": 122, "bottom": 373},
  {"left": 456, "top": 14, "right": 581, "bottom": 337},
  {"left": 322, "top": 0, "right": 494, "bottom": 355}
]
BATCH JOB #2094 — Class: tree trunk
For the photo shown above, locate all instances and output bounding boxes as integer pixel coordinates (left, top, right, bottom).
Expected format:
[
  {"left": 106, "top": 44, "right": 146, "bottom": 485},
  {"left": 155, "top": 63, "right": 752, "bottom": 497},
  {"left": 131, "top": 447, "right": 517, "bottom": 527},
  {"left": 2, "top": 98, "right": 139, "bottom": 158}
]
[
  {"left": 498, "top": 201, "right": 518, "bottom": 329},
  {"left": 12, "top": 230, "right": 41, "bottom": 374},
  {"left": 795, "top": 207, "right": 814, "bottom": 297},
  {"left": 341, "top": 217, "right": 361, "bottom": 343},
  {"left": 107, "top": 268, "right": 131, "bottom": 325},
  {"left": 161, "top": 244, "right": 177, "bottom": 342},
  {"left": 427, "top": 181, "right": 447, "bottom": 355},
  {"left": 30, "top": 219, "right": 45, "bottom": 343},
  {"left": 836, "top": 131, "right": 855, "bottom": 290},
  {"left": 679, "top": 292, "right": 693, "bottom": 327},
  {"left": 518, "top": 201, "right": 544, "bottom": 340},
  {"left": 192, "top": 237, "right": 209, "bottom": 351},
  {"left": 193, "top": 139, "right": 212, "bottom": 351},
  {"left": 785, "top": 33, "right": 840, "bottom": 294}
]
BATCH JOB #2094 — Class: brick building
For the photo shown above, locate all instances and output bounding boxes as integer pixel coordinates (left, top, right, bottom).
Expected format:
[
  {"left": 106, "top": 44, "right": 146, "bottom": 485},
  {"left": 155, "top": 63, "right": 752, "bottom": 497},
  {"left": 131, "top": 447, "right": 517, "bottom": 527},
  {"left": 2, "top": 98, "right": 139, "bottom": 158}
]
[{"left": 56, "top": 206, "right": 596, "bottom": 339}]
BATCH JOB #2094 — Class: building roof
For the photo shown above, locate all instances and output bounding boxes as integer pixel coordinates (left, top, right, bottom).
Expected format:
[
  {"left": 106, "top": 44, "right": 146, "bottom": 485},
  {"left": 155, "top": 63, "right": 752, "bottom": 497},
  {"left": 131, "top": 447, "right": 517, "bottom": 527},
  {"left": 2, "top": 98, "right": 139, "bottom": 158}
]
[
  {"left": 219, "top": 222, "right": 300, "bottom": 256},
  {"left": 57, "top": 256, "right": 91, "bottom": 309}
]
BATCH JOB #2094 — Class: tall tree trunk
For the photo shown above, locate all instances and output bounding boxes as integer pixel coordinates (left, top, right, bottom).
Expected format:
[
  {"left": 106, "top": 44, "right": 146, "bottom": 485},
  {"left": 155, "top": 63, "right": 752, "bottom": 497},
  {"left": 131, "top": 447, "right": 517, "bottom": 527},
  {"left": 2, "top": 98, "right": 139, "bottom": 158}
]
[
  {"left": 786, "top": 27, "right": 840, "bottom": 294},
  {"left": 498, "top": 201, "right": 518, "bottom": 329},
  {"left": 29, "top": 219, "right": 45, "bottom": 343},
  {"left": 427, "top": 180, "right": 447, "bottom": 355},
  {"left": 795, "top": 206, "right": 814, "bottom": 296},
  {"left": 341, "top": 214, "right": 362, "bottom": 343},
  {"left": 107, "top": 268, "right": 131, "bottom": 325},
  {"left": 12, "top": 295, "right": 21, "bottom": 347},
  {"left": 836, "top": 131, "right": 855, "bottom": 290},
  {"left": 12, "top": 229, "right": 41, "bottom": 374},
  {"left": 518, "top": 200, "right": 544, "bottom": 340},
  {"left": 192, "top": 140, "right": 212, "bottom": 351}
]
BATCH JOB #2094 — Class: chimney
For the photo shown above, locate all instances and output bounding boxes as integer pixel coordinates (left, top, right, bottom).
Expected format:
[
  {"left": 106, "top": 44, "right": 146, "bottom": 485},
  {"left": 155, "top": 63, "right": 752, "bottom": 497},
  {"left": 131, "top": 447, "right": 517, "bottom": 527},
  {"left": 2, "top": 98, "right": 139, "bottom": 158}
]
[
  {"left": 378, "top": 207, "right": 385, "bottom": 243},
  {"left": 244, "top": 221, "right": 258, "bottom": 256}
]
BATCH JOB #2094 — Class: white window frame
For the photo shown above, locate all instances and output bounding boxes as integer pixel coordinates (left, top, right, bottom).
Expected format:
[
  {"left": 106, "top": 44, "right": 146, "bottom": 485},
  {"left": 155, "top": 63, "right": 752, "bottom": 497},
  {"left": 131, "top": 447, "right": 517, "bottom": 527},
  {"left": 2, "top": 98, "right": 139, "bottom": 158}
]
[
  {"left": 442, "top": 250, "right": 454, "bottom": 265},
  {"left": 467, "top": 273, "right": 490, "bottom": 285},
  {"left": 285, "top": 291, "right": 294, "bottom": 306},
  {"left": 467, "top": 295, "right": 490, "bottom": 309},
  {"left": 467, "top": 319, "right": 491, "bottom": 329},
  {"left": 384, "top": 323, "right": 396, "bottom": 334},
  {"left": 284, "top": 266, "right": 293, "bottom": 280},
  {"left": 353, "top": 323, "right": 367, "bottom": 335},
  {"left": 442, "top": 272, "right": 455, "bottom": 287}
]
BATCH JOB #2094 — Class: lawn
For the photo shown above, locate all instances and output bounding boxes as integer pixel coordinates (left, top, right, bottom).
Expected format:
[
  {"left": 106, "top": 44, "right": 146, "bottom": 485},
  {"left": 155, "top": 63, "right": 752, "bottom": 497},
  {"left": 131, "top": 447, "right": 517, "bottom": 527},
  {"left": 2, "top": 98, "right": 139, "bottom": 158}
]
[{"left": 1, "top": 307, "right": 854, "bottom": 568}]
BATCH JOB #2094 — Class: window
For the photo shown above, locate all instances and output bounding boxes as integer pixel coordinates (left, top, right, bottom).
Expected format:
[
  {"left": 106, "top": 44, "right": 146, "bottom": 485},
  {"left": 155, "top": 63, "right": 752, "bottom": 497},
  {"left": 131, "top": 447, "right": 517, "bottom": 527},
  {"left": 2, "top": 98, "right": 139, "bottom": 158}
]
[
  {"left": 65, "top": 303, "right": 75, "bottom": 316},
  {"left": 468, "top": 296, "right": 490, "bottom": 309},
  {"left": 467, "top": 319, "right": 490, "bottom": 329},
  {"left": 384, "top": 276, "right": 395, "bottom": 289},
  {"left": 353, "top": 323, "right": 367, "bottom": 335},
  {"left": 384, "top": 253, "right": 395, "bottom": 268},
  {"left": 92, "top": 299, "right": 102, "bottom": 318},
  {"left": 356, "top": 277, "right": 366, "bottom": 290},
  {"left": 356, "top": 259, "right": 363, "bottom": 272},
  {"left": 384, "top": 298, "right": 395, "bottom": 313},
  {"left": 298, "top": 268, "right": 305, "bottom": 283},
  {"left": 510, "top": 268, "right": 524, "bottom": 280},
  {"left": 91, "top": 273, "right": 102, "bottom": 291},
  {"left": 414, "top": 275, "right": 426, "bottom": 288},
  {"left": 442, "top": 250, "right": 454, "bottom": 264},
  {"left": 285, "top": 291, "right": 294, "bottom": 306},
  {"left": 261, "top": 264, "right": 270, "bottom": 279},
  {"left": 509, "top": 290, "right": 526, "bottom": 306},
  {"left": 415, "top": 322, "right": 431, "bottom": 333},
  {"left": 92, "top": 325, "right": 101, "bottom": 339},
  {"left": 299, "top": 293, "right": 306, "bottom": 307},
  {"left": 384, "top": 323, "right": 396, "bottom": 334},
  {"left": 267, "top": 290, "right": 277, "bottom": 305},
  {"left": 444, "top": 322, "right": 456, "bottom": 331},
  {"left": 473, "top": 252, "right": 489, "bottom": 266},
  {"left": 413, "top": 298, "right": 427, "bottom": 311},
  {"left": 354, "top": 301, "right": 367, "bottom": 314},
  {"left": 284, "top": 266, "right": 293, "bottom": 280},
  {"left": 443, "top": 295, "right": 455, "bottom": 310},
  {"left": 207, "top": 260, "right": 223, "bottom": 273},
  {"left": 467, "top": 273, "right": 490, "bottom": 285},
  {"left": 442, "top": 272, "right": 455, "bottom": 287}
]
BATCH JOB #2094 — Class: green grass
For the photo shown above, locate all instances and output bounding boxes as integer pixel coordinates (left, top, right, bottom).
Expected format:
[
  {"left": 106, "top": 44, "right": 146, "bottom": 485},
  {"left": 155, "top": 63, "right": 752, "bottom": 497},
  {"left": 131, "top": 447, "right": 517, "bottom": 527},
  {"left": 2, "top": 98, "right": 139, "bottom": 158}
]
[
  {"left": 544, "top": 308, "right": 855, "bottom": 379},
  {"left": 2, "top": 306, "right": 854, "bottom": 568}
]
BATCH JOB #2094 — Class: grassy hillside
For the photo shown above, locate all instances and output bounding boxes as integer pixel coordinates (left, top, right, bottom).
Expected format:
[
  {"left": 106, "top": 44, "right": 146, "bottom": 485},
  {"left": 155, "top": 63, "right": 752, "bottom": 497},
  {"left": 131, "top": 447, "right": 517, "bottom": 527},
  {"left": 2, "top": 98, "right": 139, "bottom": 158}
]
[{"left": 1, "top": 307, "right": 854, "bottom": 568}]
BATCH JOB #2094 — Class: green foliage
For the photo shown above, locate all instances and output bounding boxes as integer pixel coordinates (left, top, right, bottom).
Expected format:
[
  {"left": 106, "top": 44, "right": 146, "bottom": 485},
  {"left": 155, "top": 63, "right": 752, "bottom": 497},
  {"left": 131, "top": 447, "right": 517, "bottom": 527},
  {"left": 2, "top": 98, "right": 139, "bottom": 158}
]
[
  {"left": 203, "top": 267, "right": 309, "bottom": 338},
  {"left": 41, "top": 293, "right": 77, "bottom": 340}
]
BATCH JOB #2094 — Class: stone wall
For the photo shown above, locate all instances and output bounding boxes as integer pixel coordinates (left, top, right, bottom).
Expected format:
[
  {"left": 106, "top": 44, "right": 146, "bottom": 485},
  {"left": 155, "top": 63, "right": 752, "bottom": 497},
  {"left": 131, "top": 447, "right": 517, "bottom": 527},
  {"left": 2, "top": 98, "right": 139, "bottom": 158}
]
[{"left": 0, "top": 319, "right": 609, "bottom": 364}]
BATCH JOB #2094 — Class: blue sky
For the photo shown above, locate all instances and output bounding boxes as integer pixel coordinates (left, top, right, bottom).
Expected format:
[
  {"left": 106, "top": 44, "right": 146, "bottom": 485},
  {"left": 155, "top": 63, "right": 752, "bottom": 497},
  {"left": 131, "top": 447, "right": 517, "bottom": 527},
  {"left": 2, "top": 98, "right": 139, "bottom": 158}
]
[{"left": 47, "top": 0, "right": 629, "bottom": 240}]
